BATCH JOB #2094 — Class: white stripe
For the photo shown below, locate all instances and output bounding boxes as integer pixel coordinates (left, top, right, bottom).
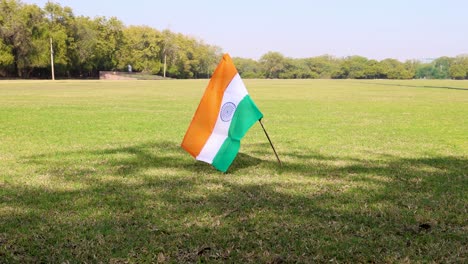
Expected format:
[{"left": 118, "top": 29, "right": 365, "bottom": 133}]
[{"left": 196, "top": 74, "right": 248, "bottom": 163}]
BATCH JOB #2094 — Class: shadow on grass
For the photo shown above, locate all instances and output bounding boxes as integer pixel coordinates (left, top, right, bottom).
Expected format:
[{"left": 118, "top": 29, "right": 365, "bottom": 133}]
[
  {"left": 1, "top": 141, "right": 466, "bottom": 262},
  {"left": 24, "top": 141, "right": 263, "bottom": 177},
  {"left": 356, "top": 81, "right": 468, "bottom": 91}
]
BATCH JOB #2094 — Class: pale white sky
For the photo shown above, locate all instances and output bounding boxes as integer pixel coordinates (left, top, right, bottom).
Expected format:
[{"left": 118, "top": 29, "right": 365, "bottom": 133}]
[{"left": 24, "top": 0, "right": 468, "bottom": 61}]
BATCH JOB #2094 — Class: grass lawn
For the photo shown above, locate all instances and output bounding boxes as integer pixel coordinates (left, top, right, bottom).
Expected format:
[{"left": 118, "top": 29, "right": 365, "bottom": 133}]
[{"left": 0, "top": 79, "right": 467, "bottom": 263}]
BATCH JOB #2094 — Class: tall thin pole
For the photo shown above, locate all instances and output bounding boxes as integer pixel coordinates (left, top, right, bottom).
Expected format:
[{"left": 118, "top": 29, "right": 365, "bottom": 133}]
[
  {"left": 163, "top": 54, "right": 167, "bottom": 78},
  {"left": 50, "top": 37, "right": 55, "bottom": 80},
  {"left": 259, "top": 119, "right": 282, "bottom": 166}
]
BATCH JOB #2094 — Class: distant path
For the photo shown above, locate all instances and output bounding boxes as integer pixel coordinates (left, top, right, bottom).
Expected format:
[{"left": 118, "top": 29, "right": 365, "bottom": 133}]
[{"left": 354, "top": 81, "right": 468, "bottom": 91}]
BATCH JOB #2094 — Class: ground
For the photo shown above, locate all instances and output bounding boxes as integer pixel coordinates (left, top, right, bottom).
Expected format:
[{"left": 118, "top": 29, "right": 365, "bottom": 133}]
[{"left": 0, "top": 79, "right": 467, "bottom": 263}]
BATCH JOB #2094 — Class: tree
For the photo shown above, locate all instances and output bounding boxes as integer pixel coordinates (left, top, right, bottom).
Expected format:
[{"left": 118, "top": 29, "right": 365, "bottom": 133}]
[
  {"left": 92, "top": 16, "right": 124, "bottom": 72},
  {"left": 365, "top": 59, "right": 381, "bottom": 79},
  {"left": 260, "top": 51, "right": 286, "bottom": 78},
  {"left": 194, "top": 43, "right": 221, "bottom": 78},
  {"left": 232, "top": 57, "right": 263, "bottom": 78},
  {"left": 160, "top": 29, "right": 178, "bottom": 77},
  {"left": 304, "top": 55, "right": 338, "bottom": 79},
  {"left": 117, "top": 26, "right": 162, "bottom": 74},
  {"left": 172, "top": 33, "right": 196, "bottom": 78},
  {"left": 379, "top": 59, "right": 413, "bottom": 79},
  {"left": 279, "top": 58, "right": 312, "bottom": 79},
  {"left": 68, "top": 16, "right": 99, "bottom": 77},
  {"left": 163, "top": 33, "right": 220, "bottom": 79},
  {"left": 340, "top": 56, "right": 369, "bottom": 79},
  {"left": 449, "top": 55, "right": 468, "bottom": 79},
  {"left": 432, "top": 56, "right": 452, "bottom": 79},
  {"left": 2, "top": 0, "right": 467, "bottom": 80},
  {"left": 0, "top": 37, "right": 13, "bottom": 76},
  {"left": 415, "top": 63, "right": 433, "bottom": 79},
  {"left": 403, "top": 60, "right": 417, "bottom": 79},
  {"left": 0, "top": 0, "right": 48, "bottom": 77},
  {"left": 331, "top": 56, "right": 373, "bottom": 79},
  {"left": 44, "top": 1, "right": 77, "bottom": 77}
]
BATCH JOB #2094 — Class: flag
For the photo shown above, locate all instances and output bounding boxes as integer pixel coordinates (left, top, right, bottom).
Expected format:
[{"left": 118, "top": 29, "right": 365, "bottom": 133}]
[{"left": 181, "top": 53, "right": 263, "bottom": 172}]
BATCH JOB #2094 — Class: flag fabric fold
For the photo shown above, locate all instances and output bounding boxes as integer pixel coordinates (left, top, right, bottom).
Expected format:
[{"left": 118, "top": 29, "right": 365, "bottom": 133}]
[{"left": 181, "top": 53, "right": 263, "bottom": 172}]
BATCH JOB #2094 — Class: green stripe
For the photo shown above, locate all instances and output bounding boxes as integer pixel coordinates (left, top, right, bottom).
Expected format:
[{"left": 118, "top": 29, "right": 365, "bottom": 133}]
[{"left": 212, "top": 95, "right": 263, "bottom": 172}]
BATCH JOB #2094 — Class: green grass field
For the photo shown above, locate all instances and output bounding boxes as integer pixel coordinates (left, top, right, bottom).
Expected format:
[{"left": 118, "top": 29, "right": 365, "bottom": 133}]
[{"left": 1, "top": 79, "right": 467, "bottom": 263}]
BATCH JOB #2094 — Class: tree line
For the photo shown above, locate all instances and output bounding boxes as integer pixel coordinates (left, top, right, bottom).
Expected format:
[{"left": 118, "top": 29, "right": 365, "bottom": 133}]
[
  {"left": 0, "top": 0, "right": 221, "bottom": 79},
  {"left": 234, "top": 53, "right": 468, "bottom": 80},
  {"left": 1, "top": 0, "right": 468, "bottom": 80}
]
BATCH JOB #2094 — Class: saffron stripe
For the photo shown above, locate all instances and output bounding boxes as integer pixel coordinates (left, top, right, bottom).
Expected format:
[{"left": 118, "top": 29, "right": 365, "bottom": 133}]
[{"left": 181, "top": 54, "right": 238, "bottom": 157}]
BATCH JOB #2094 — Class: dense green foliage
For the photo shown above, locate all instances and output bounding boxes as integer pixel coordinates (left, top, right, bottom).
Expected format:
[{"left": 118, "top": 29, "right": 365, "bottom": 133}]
[
  {"left": 234, "top": 53, "right": 468, "bottom": 80},
  {"left": 1, "top": 79, "right": 467, "bottom": 262},
  {"left": 1, "top": 0, "right": 468, "bottom": 79},
  {"left": 0, "top": 0, "right": 221, "bottom": 78}
]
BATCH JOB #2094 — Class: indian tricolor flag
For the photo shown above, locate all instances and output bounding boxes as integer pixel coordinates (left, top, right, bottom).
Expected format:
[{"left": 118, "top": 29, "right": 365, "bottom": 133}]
[{"left": 181, "top": 54, "right": 263, "bottom": 172}]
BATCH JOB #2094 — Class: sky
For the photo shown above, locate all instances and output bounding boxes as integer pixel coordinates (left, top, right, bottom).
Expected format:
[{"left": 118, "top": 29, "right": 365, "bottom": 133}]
[{"left": 22, "top": 0, "right": 468, "bottom": 61}]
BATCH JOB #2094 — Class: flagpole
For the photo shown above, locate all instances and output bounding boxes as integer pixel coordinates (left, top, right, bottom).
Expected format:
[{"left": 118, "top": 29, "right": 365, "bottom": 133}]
[{"left": 259, "top": 119, "right": 282, "bottom": 166}]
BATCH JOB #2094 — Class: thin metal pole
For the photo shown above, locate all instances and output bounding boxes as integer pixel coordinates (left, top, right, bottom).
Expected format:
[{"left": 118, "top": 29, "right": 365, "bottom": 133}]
[
  {"left": 163, "top": 54, "right": 167, "bottom": 78},
  {"left": 50, "top": 37, "right": 55, "bottom": 80},
  {"left": 259, "top": 119, "right": 282, "bottom": 166}
]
